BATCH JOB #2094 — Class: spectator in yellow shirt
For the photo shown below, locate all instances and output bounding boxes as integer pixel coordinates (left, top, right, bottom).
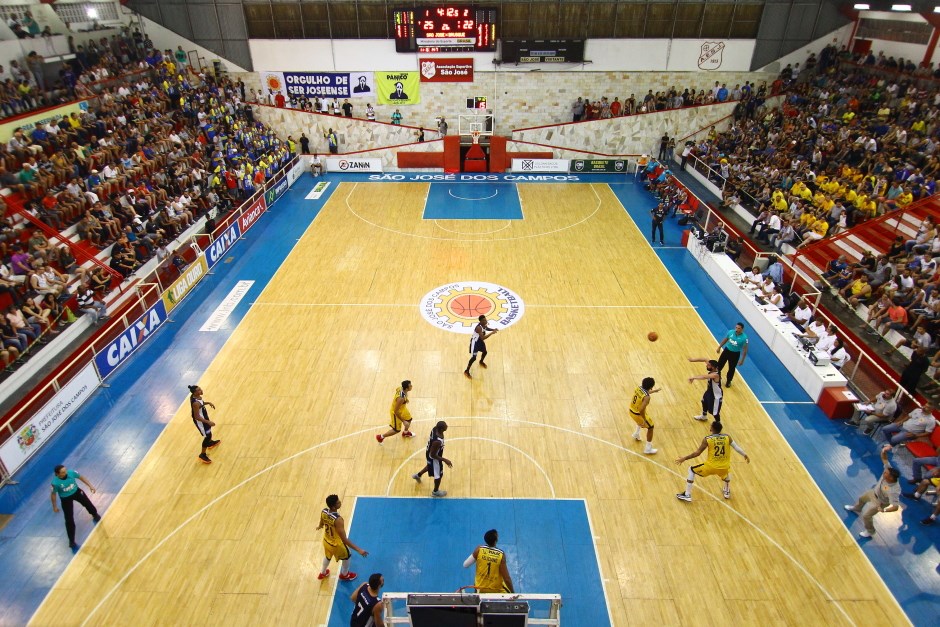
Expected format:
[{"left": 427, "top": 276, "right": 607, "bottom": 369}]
[
  {"left": 798, "top": 218, "right": 829, "bottom": 248},
  {"left": 897, "top": 187, "right": 914, "bottom": 208}
]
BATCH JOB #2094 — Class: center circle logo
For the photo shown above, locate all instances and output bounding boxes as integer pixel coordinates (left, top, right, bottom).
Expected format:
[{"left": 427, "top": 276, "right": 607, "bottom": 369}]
[{"left": 421, "top": 282, "right": 525, "bottom": 334}]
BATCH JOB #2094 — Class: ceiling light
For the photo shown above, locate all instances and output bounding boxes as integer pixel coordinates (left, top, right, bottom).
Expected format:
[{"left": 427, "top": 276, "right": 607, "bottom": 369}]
[
  {"left": 853, "top": 3, "right": 870, "bottom": 8},
  {"left": 891, "top": 4, "right": 912, "bottom": 10}
]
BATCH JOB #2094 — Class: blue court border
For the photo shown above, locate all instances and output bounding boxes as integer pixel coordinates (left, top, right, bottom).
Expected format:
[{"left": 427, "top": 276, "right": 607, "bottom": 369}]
[
  {"left": 0, "top": 173, "right": 934, "bottom": 626},
  {"left": 326, "top": 497, "right": 610, "bottom": 627}
]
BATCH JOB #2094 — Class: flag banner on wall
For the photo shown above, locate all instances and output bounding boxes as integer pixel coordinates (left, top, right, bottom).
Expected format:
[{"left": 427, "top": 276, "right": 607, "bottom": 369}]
[
  {"left": 259, "top": 72, "right": 376, "bottom": 99},
  {"left": 283, "top": 72, "right": 352, "bottom": 98},
  {"left": 376, "top": 71, "right": 421, "bottom": 105},
  {"left": 349, "top": 72, "right": 375, "bottom": 98},
  {"left": 419, "top": 58, "right": 473, "bottom": 82},
  {"left": 260, "top": 71, "right": 288, "bottom": 98}
]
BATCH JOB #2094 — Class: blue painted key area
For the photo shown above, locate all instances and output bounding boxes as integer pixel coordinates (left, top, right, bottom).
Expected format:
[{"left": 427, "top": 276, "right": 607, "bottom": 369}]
[
  {"left": 326, "top": 498, "right": 609, "bottom": 627},
  {"left": 424, "top": 183, "right": 523, "bottom": 220}
]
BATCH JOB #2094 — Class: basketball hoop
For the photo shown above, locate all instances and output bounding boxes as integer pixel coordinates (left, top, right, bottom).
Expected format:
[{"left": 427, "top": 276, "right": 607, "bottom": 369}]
[{"left": 471, "top": 131, "right": 481, "bottom": 145}]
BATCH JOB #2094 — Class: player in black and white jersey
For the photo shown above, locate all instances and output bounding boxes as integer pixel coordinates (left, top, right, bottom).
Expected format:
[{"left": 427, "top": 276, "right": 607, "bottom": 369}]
[
  {"left": 189, "top": 385, "right": 220, "bottom": 464},
  {"left": 687, "top": 358, "right": 723, "bottom": 422},
  {"left": 349, "top": 573, "right": 385, "bottom": 627},
  {"left": 464, "top": 315, "right": 498, "bottom": 379},
  {"left": 412, "top": 421, "right": 452, "bottom": 497}
]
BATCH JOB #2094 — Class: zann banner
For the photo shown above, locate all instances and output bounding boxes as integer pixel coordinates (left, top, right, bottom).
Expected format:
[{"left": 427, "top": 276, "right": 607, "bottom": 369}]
[
  {"left": 260, "top": 71, "right": 375, "bottom": 99},
  {"left": 376, "top": 71, "right": 421, "bottom": 106}
]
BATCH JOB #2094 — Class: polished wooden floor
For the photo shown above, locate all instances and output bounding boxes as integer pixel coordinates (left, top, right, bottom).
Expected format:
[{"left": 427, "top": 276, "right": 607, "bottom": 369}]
[{"left": 31, "top": 182, "right": 905, "bottom": 626}]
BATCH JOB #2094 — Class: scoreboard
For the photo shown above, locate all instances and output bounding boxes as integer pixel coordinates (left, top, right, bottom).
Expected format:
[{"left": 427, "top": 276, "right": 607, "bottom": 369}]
[{"left": 394, "top": 6, "right": 498, "bottom": 53}]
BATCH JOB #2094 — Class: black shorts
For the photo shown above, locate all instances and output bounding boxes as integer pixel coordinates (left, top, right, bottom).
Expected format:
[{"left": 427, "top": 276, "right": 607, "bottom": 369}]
[{"left": 470, "top": 339, "right": 486, "bottom": 354}]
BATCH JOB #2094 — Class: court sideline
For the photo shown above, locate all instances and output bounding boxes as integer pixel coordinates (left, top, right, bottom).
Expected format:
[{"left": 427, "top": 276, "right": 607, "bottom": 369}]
[{"left": 0, "top": 174, "right": 934, "bottom": 626}]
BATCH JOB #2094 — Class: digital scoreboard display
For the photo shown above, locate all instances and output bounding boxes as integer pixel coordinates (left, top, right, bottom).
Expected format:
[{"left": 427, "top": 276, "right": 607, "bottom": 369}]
[
  {"left": 500, "top": 39, "right": 586, "bottom": 64},
  {"left": 394, "top": 6, "right": 497, "bottom": 53}
]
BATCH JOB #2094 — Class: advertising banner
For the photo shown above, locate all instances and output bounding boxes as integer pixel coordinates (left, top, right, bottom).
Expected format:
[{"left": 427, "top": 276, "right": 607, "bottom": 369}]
[
  {"left": 0, "top": 363, "right": 100, "bottom": 474},
  {"left": 265, "top": 177, "right": 289, "bottom": 207},
  {"left": 376, "top": 71, "right": 421, "bottom": 105},
  {"left": 261, "top": 72, "right": 375, "bottom": 99},
  {"left": 287, "top": 159, "right": 305, "bottom": 186},
  {"left": 511, "top": 159, "right": 570, "bottom": 173},
  {"left": 306, "top": 181, "right": 332, "bottom": 199},
  {"left": 419, "top": 58, "right": 474, "bottom": 82},
  {"left": 570, "top": 159, "right": 628, "bottom": 174},
  {"left": 238, "top": 196, "right": 268, "bottom": 234},
  {"left": 206, "top": 222, "right": 241, "bottom": 269},
  {"left": 161, "top": 255, "right": 209, "bottom": 313},
  {"left": 94, "top": 300, "right": 168, "bottom": 379},
  {"left": 325, "top": 158, "right": 383, "bottom": 173},
  {"left": 0, "top": 99, "right": 89, "bottom": 143},
  {"left": 283, "top": 72, "right": 352, "bottom": 98}
]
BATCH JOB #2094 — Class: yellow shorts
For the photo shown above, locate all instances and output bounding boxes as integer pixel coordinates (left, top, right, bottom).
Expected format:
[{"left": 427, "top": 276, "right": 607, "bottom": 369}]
[
  {"left": 324, "top": 542, "right": 350, "bottom": 561},
  {"left": 691, "top": 462, "right": 729, "bottom": 480},
  {"left": 931, "top": 477, "right": 940, "bottom": 488},
  {"left": 629, "top": 410, "right": 652, "bottom": 428},
  {"left": 390, "top": 408, "right": 412, "bottom": 431}
]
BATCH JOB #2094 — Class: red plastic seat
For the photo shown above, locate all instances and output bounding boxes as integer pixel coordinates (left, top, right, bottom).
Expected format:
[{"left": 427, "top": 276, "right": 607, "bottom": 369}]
[{"left": 906, "top": 424, "right": 940, "bottom": 460}]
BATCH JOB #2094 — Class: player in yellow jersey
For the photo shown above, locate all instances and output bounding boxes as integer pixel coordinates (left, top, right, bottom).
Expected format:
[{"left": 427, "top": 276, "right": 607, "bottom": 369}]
[
  {"left": 629, "top": 377, "right": 662, "bottom": 455},
  {"left": 316, "top": 494, "right": 368, "bottom": 581},
  {"left": 463, "top": 529, "right": 514, "bottom": 593},
  {"left": 376, "top": 380, "right": 414, "bottom": 443},
  {"left": 675, "top": 421, "right": 749, "bottom": 502}
]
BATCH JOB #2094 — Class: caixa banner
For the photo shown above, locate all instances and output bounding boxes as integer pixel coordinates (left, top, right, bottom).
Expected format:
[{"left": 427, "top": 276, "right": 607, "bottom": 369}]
[{"left": 94, "top": 300, "right": 168, "bottom": 379}]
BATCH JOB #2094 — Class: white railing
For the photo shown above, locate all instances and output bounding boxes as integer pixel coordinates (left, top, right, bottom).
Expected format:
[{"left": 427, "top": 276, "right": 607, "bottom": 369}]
[{"left": 381, "top": 592, "right": 562, "bottom": 626}]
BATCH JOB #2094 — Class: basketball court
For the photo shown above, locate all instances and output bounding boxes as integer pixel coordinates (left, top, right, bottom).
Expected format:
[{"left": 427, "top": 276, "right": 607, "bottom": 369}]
[{"left": 24, "top": 174, "right": 909, "bottom": 626}]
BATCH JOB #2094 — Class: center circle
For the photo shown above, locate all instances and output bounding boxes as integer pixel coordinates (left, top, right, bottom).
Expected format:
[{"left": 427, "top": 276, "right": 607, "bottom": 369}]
[{"left": 420, "top": 281, "right": 526, "bottom": 334}]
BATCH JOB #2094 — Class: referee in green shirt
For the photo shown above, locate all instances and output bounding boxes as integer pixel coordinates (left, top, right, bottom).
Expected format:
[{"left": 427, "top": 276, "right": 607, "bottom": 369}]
[
  {"left": 50, "top": 464, "right": 100, "bottom": 549},
  {"left": 716, "top": 322, "right": 749, "bottom": 388}
]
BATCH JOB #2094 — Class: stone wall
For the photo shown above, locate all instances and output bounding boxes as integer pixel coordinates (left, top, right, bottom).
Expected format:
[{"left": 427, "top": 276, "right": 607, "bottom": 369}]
[
  {"left": 511, "top": 102, "right": 738, "bottom": 156},
  {"left": 234, "top": 70, "right": 773, "bottom": 134},
  {"left": 252, "top": 104, "right": 420, "bottom": 154}
]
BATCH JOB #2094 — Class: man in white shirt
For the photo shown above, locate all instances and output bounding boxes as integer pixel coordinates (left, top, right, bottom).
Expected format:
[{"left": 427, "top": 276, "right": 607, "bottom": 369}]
[
  {"left": 852, "top": 389, "right": 898, "bottom": 429},
  {"left": 794, "top": 319, "right": 827, "bottom": 345},
  {"left": 815, "top": 326, "right": 838, "bottom": 353},
  {"left": 784, "top": 297, "right": 812, "bottom": 330},
  {"left": 882, "top": 402, "right": 937, "bottom": 447},
  {"left": 844, "top": 446, "right": 901, "bottom": 538},
  {"left": 741, "top": 266, "right": 762, "bottom": 288}
]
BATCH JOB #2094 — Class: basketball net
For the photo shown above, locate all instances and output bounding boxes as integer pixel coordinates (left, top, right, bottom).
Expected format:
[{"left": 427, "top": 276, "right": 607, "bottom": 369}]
[{"left": 471, "top": 131, "right": 481, "bottom": 145}]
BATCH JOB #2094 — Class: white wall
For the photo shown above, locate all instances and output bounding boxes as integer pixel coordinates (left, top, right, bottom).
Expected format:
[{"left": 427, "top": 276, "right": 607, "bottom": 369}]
[{"left": 249, "top": 38, "right": 757, "bottom": 74}]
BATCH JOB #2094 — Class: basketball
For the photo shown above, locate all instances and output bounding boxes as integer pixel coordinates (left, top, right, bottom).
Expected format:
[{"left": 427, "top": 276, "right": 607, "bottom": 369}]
[
  {"left": 449, "top": 294, "right": 493, "bottom": 317},
  {"left": 648, "top": 332, "right": 658, "bottom": 342}
]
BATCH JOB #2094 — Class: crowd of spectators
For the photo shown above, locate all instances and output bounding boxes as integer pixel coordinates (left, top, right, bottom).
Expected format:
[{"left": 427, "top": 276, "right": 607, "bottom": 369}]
[
  {"left": 691, "top": 41, "right": 940, "bottom": 254},
  {"left": 570, "top": 80, "right": 769, "bottom": 122},
  {"left": 0, "top": 24, "right": 207, "bottom": 121},
  {"left": 0, "top": 49, "right": 293, "bottom": 373}
]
